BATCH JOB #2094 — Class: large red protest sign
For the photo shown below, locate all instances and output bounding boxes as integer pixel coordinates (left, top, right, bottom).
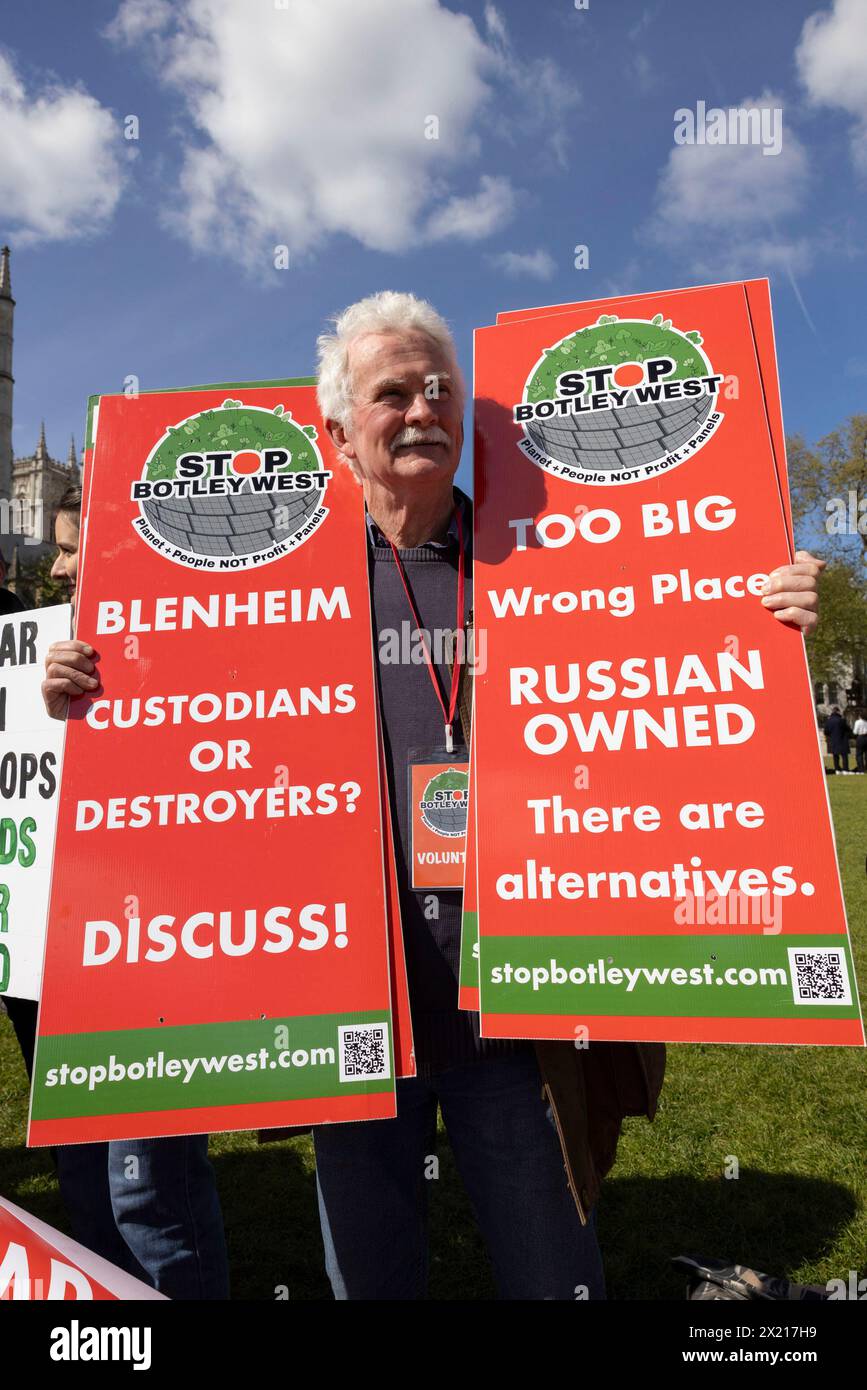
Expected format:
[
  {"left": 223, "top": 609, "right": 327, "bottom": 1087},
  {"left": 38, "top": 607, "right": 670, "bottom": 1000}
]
[
  {"left": 0, "top": 1195, "right": 164, "bottom": 1300},
  {"left": 462, "top": 280, "right": 795, "bottom": 1019},
  {"left": 459, "top": 280, "right": 794, "bottom": 1016},
  {"left": 30, "top": 381, "right": 397, "bottom": 1144},
  {"left": 473, "top": 283, "right": 863, "bottom": 1046}
]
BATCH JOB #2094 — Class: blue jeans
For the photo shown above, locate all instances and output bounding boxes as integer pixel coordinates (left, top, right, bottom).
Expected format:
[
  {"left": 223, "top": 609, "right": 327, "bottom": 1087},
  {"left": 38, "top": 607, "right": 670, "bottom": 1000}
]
[
  {"left": 56, "top": 1135, "right": 229, "bottom": 1300},
  {"left": 313, "top": 1051, "right": 606, "bottom": 1300}
]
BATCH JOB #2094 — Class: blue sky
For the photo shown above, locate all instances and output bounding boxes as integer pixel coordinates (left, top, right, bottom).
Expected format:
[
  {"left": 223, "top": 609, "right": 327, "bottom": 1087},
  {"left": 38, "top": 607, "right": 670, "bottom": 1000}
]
[{"left": 2, "top": 0, "right": 865, "bottom": 496}]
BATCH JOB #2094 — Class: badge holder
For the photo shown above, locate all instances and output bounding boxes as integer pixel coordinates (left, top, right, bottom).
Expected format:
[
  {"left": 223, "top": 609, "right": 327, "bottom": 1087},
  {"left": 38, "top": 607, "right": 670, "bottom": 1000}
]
[{"left": 407, "top": 744, "right": 469, "bottom": 891}]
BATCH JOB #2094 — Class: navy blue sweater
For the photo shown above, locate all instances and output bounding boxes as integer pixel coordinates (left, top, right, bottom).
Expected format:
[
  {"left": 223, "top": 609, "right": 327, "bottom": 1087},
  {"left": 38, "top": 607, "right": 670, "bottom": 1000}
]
[{"left": 367, "top": 489, "right": 522, "bottom": 1076}]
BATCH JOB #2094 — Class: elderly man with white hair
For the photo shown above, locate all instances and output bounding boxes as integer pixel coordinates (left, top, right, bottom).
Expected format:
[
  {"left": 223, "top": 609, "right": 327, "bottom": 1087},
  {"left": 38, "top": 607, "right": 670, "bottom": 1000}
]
[{"left": 310, "top": 290, "right": 825, "bottom": 1301}]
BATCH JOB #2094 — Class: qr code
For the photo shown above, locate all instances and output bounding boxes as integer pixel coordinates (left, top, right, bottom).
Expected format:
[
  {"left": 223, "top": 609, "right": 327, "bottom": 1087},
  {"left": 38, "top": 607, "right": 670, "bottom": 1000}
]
[
  {"left": 787, "top": 947, "right": 852, "bottom": 1006},
  {"left": 338, "top": 1023, "right": 391, "bottom": 1083}
]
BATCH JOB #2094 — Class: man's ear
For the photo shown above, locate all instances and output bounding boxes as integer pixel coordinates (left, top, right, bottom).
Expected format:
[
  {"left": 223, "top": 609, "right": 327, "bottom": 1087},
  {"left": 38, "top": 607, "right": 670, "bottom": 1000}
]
[
  {"left": 325, "top": 417, "right": 363, "bottom": 485},
  {"left": 325, "top": 416, "right": 349, "bottom": 454}
]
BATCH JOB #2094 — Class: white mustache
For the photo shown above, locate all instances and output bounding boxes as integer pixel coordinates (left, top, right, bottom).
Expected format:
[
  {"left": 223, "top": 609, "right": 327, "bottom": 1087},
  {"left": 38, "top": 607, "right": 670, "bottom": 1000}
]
[{"left": 391, "top": 426, "right": 451, "bottom": 452}]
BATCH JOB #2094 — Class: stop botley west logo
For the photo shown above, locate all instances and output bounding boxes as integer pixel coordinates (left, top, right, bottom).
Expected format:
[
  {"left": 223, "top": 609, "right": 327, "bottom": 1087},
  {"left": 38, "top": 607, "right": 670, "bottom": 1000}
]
[
  {"left": 514, "top": 314, "right": 725, "bottom": 485},
  {"left": 419, "top": 769, "right": 469, "bottom": 838},
  {"left": 131, "top": 399, "right": 331, "bottom": 569}
]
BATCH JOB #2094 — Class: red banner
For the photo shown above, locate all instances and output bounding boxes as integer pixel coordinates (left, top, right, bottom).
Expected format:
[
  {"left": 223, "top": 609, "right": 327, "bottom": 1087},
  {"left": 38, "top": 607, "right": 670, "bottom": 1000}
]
[
  {"left": 31, "top": 382, "right": 397, "bottom": 1144},
  {"left": 473, "top": 283, "right": 862, "bottom": 1045}
]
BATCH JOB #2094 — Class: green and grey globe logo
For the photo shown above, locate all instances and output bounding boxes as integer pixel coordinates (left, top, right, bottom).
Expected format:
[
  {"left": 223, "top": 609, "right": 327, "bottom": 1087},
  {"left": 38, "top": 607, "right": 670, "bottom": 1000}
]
[
  {"left": 131, "top": 399, "right": 331, "bottom": 569},
  {"left": 515, "top": 314, "right": 723, "bottom": 486},
  {"left": 419, "top": 769, "right": 469, "bottom": 838}
]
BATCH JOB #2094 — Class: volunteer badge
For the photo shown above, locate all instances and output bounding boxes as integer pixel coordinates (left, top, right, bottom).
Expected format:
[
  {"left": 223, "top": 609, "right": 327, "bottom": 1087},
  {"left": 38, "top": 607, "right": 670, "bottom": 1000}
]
[{"left": 410, "top": 762, "right": 469, "bottom": 890}]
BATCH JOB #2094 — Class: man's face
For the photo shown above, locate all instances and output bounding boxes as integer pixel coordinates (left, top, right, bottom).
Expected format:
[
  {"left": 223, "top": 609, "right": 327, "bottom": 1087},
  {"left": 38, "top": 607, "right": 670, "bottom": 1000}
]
[
  {"left": 333, "top": 330, "right": 463, "bottom": 488},
  {"left": 50, "top": 513, "right": 79, "bottom": 607}
]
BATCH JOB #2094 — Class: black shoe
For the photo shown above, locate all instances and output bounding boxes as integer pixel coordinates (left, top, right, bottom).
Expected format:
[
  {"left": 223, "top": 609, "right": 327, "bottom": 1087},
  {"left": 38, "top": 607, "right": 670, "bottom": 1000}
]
[{"left": 672, "top": 1255, "right": 829, "bottom": 1301}]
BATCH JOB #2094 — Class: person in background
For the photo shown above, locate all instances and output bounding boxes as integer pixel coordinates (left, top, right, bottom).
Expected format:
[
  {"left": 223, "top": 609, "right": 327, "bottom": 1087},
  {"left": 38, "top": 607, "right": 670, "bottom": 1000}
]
[
  {"left": 852, "top": 708, "right": 867, "bottom": 773},
  {"left": 824, "top": 705, "right": 852, "bottom": 774},
  {"left": 0, "top": 548, "right": 24, "bottom": 615},
  {"left": 2, "top": 481, "right": 85, "bottom": 1077},
  {"left": 9, "top": 484, "right": 230, "bottom": 1299}
]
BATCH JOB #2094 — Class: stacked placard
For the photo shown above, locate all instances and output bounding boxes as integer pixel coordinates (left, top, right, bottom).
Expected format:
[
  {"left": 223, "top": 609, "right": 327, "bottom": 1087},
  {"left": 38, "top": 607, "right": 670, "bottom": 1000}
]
[
  {"left": 462, "top": 280, "right": 863, "bottom": 1047},
  {"left": 30, "top": 379, "right": 413, "bottom": 1147}
]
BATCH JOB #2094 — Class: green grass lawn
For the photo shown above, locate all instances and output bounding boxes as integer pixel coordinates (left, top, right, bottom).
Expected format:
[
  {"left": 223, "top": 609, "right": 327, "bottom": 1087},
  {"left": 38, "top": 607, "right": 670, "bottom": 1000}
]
[{"left": 2, "top": 772, "right": 865, "bottom": 1300}]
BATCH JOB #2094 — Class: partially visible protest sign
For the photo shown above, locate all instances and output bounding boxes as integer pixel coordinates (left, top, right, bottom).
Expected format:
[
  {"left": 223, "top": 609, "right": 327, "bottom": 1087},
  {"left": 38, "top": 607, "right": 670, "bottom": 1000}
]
[
  {"left": 0, "top": 1189, "right": 163, "bottom": 1295},
  {"left": 0, "top": 1194, "right": 165, "bottom": 1300},
  {"left": 30, "top": 380, "right": 397, "bottom": 1145},
  {"left": 458, "top": 725, "right": 479, "bottom": 1011},
  {"left": 0, "top": 604, "right": 69, "bottom": 1000},
  {"left": 473, "top": 282, "right": 863, "bottom": 1046}
]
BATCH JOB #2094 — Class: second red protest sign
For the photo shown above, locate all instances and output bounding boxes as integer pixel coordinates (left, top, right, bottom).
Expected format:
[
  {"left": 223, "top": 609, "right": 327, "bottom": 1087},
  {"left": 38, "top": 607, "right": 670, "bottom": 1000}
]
[
  {"left": 472, "top": 283, "right": 862, "bottom": 1046},
  {"left": 30, "top": 381, "right": 397, "bottom": 1144}
]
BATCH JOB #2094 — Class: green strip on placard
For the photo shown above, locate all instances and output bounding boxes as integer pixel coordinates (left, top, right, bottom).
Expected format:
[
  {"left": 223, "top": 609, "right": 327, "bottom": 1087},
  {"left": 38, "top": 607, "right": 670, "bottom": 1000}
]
[
  {"left": 31, "top": 1011, "right": 393, "bottom": 1120},
  {"left": 459, "top": 909, "right": 479, "bottom": 993},
  {"left": 479, "top": 935, "right": 860, "bottom": 1018},
  {"left": 142, "top": 375, "right": 317, "bottom": 393},
  {"left": 84, "top": 395, "right": 99, "bottom": 450}
]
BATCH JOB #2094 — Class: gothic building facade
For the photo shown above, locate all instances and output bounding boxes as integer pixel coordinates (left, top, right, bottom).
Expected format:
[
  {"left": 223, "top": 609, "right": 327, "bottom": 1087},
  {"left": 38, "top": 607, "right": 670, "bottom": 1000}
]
[{"left": 0, "top": 246, "right": 81, "bottom": 574}]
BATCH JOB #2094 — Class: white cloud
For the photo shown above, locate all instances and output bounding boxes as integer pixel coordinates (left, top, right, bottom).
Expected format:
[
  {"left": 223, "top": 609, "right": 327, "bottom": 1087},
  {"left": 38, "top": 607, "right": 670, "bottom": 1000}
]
[
  {"left": 426, "top": 175, "right": 515, "bottom": 242},
  {"left": 601, "top": 257, "right": 644, "bottom": 298},
  {"left": 482, "top": 2, "right": 509, "bottom": 48},
  {"left": 104, "top": 0, "right": 174, "bottom": 45},
  {"left": 490, "top": 248, "right": 556, "bottom": 280},
  {"left": 482, "top": 3, "right": 580, "bottom": 171},
  {"left": 630, "top": 52, "right": 657, "bottom": 95},
  {"left": 797, "top": 0, "right": 867, "bottom": 173},
  {"left": 0, "top": 50, "right": 124, "bottom": 243},
  {"left": 648, "top": 94, "right": 813, "bottom": 275},
  {"left": 628, "top": 6, "right": 655, "bottom": 42},
  {"left": 106, "top": 0, "right": 531, "bottom": 264}
]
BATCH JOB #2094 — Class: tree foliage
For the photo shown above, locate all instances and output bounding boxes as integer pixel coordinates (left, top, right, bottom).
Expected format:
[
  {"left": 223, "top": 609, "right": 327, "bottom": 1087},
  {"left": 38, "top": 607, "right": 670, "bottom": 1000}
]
[
  {"left": 803, "top": 557, "right": 867, "bottom": 690},
  {"left": 13, "top": 551, "right": 68, "bottom": 611},
  {"left": 788, "top": 414, "right": 867, "bottom": 699},
  {"left": 788, "top": 413, "right": 867, "bottom": 565}
]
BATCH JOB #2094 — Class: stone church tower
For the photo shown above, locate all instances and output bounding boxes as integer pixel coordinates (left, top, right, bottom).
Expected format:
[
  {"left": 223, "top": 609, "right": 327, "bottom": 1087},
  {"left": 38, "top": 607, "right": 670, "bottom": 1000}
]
[
  {"left": 0, "top": 246, "right": 14, "bottom": 528},
  {"left": 13, "top": 422, "right": 79, "bottom": 560},
  {"left": 0, "top": 246, "right": 80, "bottom": 571}
]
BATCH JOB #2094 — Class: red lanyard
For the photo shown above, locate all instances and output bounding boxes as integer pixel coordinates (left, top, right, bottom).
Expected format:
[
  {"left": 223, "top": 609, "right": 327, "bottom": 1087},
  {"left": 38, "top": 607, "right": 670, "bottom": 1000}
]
[{"left": 387, "top": 503, "right": 465, "bottom": 753}]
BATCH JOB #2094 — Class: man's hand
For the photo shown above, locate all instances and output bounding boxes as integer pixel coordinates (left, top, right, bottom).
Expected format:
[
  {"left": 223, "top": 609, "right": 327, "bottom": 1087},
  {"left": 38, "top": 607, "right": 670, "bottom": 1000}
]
[
  {"left": 42, "top": 640, "right": 99, "bottom": 720},
  {"left": 760, "top": 550, "right": 826, "bottom": 635}
]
